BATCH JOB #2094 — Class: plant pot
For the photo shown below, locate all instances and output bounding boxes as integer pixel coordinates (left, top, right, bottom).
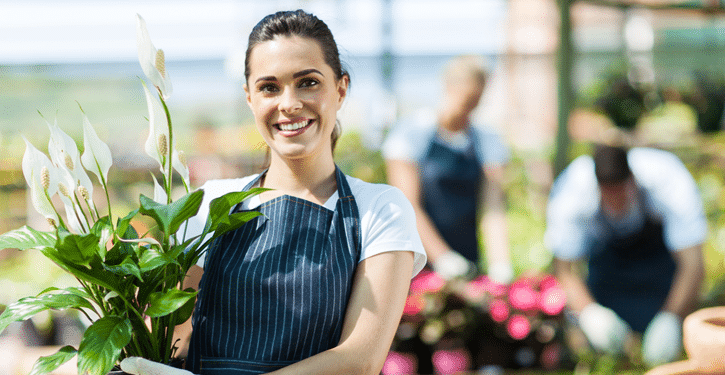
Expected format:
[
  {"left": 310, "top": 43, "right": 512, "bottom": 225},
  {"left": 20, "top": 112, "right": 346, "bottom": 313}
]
[
  {"left": 682, "top": 306, "right": 725, "bottom": 373},
  {"left": 645, "top": 307, "right": 725, "bottom": 375}
]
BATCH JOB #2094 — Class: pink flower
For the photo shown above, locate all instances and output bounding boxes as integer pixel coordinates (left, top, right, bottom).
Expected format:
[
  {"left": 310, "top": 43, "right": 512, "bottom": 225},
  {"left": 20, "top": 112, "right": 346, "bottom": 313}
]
[
  {"left": 463, "top": 275, "right": 490, "bottom": 300},
  {"left": 432, "top": 349, "right": 470, "bottom": 374},
  {"left": 488, "top": 279, "right": 508, "bottom": 298},
  {"left": 509, "top": 281, "right": 538, "bottom": 311},
  {"left": 489, "top": 299, "right": 510, "bottom": 323},
  {"left": 507, "top": 314, "right": 531, "bottom": 340},
  {"left": 539, "top": 286, "right": 566, "bottom": 316},
  {"left": 410, "top": 270, "right": 445, "bottom": 295},
  {"left": 538, "top": 274, "right": 560, "bottom": 291},
  {"left": 383, "top": 351, "right": 417, "bottom": 375},
  {"left": 403, "top": 294, "right": 425, "bottom": 316}
]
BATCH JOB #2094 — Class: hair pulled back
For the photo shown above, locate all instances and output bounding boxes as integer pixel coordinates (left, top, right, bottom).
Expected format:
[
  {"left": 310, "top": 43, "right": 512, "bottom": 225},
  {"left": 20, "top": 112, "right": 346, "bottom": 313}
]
[{"left": 245, "top": 9, "right": 348, "bottom": 151}]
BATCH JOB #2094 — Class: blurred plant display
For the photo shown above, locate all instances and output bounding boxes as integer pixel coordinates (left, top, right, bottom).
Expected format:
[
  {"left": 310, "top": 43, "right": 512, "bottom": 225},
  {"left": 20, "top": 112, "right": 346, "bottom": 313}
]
[{"left": 383, "top": 270, "right": 569, "bottom": 374}]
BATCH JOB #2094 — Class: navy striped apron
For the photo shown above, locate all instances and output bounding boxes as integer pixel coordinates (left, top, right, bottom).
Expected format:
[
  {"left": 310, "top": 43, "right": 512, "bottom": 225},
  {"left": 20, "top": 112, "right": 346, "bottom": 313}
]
[
  {"left": 587, "top": 194, "right": 676, "bottom": 333},
  {"left": 420, "top": 129, "right": 483, "bottom": 265},
  {"left": 187, "top": 167, "right": 361, "bottom": 374}
]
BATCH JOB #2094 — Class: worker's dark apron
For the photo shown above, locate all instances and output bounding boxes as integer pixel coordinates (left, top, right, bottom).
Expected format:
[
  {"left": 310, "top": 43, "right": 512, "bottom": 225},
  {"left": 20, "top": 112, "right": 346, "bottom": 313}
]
[
  {"left": 587, "top": 197, "right": 676, "bottom": 333},
  {"left": 420, "top": 129, "right": 483, "bottom": 265},
  {"left": 187, "top": 167, "right": 360, "bottom": 374}
]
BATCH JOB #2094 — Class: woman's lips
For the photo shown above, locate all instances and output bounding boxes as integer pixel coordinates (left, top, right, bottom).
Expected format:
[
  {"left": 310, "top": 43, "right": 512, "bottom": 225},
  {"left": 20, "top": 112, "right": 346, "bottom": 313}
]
[{"left": 274, "top": 119, "right": 313, "bottom": 136}]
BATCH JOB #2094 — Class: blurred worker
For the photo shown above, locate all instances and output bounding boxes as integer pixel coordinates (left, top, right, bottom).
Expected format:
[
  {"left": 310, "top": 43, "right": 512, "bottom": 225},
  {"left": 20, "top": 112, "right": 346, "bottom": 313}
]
[
  {"left": 545, "top": 143, "right": 706, "bottom": 368},
  {"left": 382, "top": 55, "right": 513, "bottom": 284}
]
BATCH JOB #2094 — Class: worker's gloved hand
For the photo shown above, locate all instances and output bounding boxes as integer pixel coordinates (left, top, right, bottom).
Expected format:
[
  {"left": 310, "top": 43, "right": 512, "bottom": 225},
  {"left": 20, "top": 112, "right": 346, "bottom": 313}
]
[
  {"left": 579, "top": 302, "right": 631, "bottom": 355},
  {"left": 642, "top": 311, "right": 683, "bottom": 367},
  {"left": 432, "top": 251, "right": 476, "bottom": 280},
  {"left": 487, "top": 260, "right": 514, "bottom": 285},
  {"left": 121, "top": 357, "right": 194, "bottom": 375}
]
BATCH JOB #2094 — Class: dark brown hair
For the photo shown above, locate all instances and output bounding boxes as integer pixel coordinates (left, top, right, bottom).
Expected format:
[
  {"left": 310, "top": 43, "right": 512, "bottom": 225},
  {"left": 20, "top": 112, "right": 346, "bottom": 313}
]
[{"left": 594, "top": 144, "right": 632, "bottom": 185}]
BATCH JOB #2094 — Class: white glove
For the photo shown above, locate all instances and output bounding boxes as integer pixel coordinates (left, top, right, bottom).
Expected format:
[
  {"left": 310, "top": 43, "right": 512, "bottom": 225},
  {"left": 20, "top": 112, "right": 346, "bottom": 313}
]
[
  {"left": 642, "top": 311, "right": 683, "bottom": 367},
  {"left": 120, "top": 357, "right": 194, "bottom": 375},
  {"left": 579, "top": 302, "right": 631, "bottom": 355},
  {"left": 487, "top": 261, "right": 514, "bottom": 285},
  {"left": 432, "top": 251, "right": 475, "bottom": 280}
]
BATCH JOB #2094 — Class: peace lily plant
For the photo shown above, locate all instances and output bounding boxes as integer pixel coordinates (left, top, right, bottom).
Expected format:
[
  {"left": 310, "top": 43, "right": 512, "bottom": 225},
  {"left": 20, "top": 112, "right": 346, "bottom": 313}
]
[{"left": 0, "top": 15, "right": 263, "bottom": 375}]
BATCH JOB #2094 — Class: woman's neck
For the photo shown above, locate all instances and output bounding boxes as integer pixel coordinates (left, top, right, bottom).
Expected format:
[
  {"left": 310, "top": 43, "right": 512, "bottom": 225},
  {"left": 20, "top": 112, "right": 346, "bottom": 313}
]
[{"left": 261, "top": 154, "right": 337, "bottom": 205}]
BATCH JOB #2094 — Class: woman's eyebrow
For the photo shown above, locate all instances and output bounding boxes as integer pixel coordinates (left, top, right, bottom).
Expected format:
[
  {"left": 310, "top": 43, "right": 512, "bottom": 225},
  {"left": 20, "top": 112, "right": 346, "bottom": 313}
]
[
  {"left": 254, "top": 69, "right": 324, "bottom": 84},
  {"left": 293, "top": 69, "right": 323, "bottom": 78}
]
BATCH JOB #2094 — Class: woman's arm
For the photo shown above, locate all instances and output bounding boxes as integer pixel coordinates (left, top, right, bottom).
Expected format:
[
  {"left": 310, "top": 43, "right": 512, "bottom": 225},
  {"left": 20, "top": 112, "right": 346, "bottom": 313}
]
[
  {"left": 268, "top": 251, "right": 414, "bottom": 375},
  {"left": 174, "top": 264, "right": 204, "bottom": 358},
  {"left": 480, "top": 165, "right": 513, "bottom": 283}
]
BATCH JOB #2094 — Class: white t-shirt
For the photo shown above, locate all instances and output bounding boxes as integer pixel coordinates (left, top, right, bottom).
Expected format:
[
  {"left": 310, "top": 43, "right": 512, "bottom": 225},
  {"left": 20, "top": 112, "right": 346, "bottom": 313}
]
[
  {"left": 180, "top": 174, "right": 427, "bottom": 277},
  {"left": 381, "top": 112, "right": 509, "bottom": 166},
  {"left": 544, "top": 147, "right": 707, "bottom": 261}
]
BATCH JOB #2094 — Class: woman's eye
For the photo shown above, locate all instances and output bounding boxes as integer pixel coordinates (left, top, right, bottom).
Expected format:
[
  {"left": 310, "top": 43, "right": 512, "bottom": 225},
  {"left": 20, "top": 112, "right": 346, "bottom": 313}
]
[
  {"left": 299, "top": 78, "right": 319, "bottom": 88},
  {"left": 258, "top": 84, "right": 278, "bottom": 93}
]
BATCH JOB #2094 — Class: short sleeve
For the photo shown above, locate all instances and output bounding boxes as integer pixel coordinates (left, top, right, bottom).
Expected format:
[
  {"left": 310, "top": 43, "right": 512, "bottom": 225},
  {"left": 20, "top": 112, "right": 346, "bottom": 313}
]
[
  {"left": 544, "top": 156, "right": 600, "bottom": 260},
  {"left": 381, "top": 113, "right": 436, "bottom": 163},
  {"left": 629, "top": 148, "right": 707, "bottom": 251},
  {"left": 353, "top": 181, "right": 427, "bottom": 277},
  {"left": 472, "top": 126, "right": 510, "bottom": 166}
]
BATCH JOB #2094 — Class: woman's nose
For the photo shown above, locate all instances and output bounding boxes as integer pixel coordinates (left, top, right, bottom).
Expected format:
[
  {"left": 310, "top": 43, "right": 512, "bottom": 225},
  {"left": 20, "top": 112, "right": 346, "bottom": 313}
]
[{"left": 278, "top": 88, "right": 303, "bottom": 113}]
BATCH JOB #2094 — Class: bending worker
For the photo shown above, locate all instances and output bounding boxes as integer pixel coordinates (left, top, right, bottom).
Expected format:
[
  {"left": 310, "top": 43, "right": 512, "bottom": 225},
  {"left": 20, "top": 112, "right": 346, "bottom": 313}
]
[{"left": 545, "top": 143, "right": 706, "bottom": 367}]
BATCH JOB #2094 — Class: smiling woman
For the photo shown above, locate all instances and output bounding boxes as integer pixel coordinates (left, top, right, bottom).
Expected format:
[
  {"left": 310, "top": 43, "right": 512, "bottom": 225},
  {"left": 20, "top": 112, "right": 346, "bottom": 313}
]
[{"left": 120, "top": 9, "right": 426, "bottom": 375}]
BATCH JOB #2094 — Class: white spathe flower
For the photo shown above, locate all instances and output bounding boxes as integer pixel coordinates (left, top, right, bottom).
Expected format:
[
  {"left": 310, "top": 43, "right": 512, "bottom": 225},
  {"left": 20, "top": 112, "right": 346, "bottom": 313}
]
[
  {"left": 143, "top": 81, "right": 170, "bottom": 173},
  {"left": 46, "top": 119, "right": 96, "bottom": 211},
  {"left": 81, "top": 114, "right": 113, "bottom": 185},
  {"left": 22, "top": 136, "right": 58, "bottom": 197},
  {"left": 21, "top": 137, "right": 59, "bottom": 221},
  {"left": 61, "top": 198, "right": 86, "bottom": 234},
  {"left": 151, "top": 173, "right": 167, "bottom": 205},
  {"left": 136, "top": 14, "right": 172, "bottom": 99},
  {"left": 172, "top": 150, "right": 190, "bottom": 189}
]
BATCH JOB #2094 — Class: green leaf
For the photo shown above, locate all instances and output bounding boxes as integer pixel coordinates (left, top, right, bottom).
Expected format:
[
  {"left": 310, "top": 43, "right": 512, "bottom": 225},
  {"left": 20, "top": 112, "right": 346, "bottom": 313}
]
[
  {"left": 116, "top": 209, "right": 140, "bottom": 238},
  {"left": 173, "top": 287, "right": 198, "bottom": 325},
  {"left": 91, "top": 216, "right": 114, "bottom": 260},
  {"left": 55, "top": 229, "right": 101, "bottom": 266},
  {"left": 145, "top": 288, "right": 197, "bottom": 318},
  {"left": 103, "top": 255, "right": 143, "bottom": 282},
  {"left": 205, "top": 188, "right": 267, "bottom": 234},
  {"left": 77, "top": 316, "right": 133, "bottom": 375},
  {"left": 139, "top": 248, "right": 176, "bottom": 273},
  {"left": 40, "top": 246, "right": 120, "bottom": 292},
  {"left": 139, "top": 189, "right": 204, "bottom": 235},
  {"left": 0, "top": 289, "right": 93, "bottom": 334},
  {"left": 29, "top": 345, "right": 77, "bottom": 375},
  {"left": 0, "top": 226, "right": 55, "bottom": 251}
]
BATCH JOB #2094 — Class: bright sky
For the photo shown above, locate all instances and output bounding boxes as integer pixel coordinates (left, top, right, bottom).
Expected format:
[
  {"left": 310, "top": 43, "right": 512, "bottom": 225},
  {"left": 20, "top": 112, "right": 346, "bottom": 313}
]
[{"left": 0, "top": 0, "right": 508, "bottom": 64}]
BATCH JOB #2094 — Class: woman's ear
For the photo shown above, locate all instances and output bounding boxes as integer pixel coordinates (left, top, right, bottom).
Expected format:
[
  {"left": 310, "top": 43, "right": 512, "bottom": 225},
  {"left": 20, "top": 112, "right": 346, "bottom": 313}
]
[
  {"left": 244, "top": 84, "right": 252, "bottom": 108},
  {"left": 336, "top": 75, "right": 349, "bottom": 109}
]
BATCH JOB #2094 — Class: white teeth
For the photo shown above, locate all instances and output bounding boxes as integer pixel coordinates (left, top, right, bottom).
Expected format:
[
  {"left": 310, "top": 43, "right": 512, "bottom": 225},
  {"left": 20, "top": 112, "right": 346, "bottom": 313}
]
[{"left": 278, "top": 120, "right": 308, "bottom": 131}]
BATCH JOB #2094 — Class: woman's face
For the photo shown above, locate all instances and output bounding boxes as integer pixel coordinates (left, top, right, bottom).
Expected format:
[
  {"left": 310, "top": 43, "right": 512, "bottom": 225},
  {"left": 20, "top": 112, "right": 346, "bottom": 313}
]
[{"left": 244, "top": 35, "right": 348, "bottom": 162}]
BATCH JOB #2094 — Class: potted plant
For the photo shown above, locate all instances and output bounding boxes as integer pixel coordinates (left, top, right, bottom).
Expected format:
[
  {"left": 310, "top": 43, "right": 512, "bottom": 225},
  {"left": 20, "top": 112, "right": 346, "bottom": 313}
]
[{"left": 0, "top": 15, "right": 263, "bottom": 375}]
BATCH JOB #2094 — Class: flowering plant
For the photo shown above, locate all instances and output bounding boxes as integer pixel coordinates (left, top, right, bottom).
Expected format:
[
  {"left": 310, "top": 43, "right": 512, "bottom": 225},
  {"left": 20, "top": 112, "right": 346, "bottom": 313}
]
[
  {"left": 385, "top": 270, "right": 568, "bottom": 374},
  {"left": 0, "top": 15, "right": 263, "bottom": 375}
]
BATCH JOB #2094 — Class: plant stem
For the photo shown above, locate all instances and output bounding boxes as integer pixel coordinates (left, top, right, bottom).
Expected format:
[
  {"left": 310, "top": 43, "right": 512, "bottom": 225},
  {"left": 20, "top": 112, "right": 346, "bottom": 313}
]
[
  {"left": 45, "top": 190, "right": 67, "bottom": 229},
  {"left": 98, "top": 162, "right": 114, "bottom": 230},
  {"left": 158, "top": 90, "right": 173, "bottom": 205}
]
